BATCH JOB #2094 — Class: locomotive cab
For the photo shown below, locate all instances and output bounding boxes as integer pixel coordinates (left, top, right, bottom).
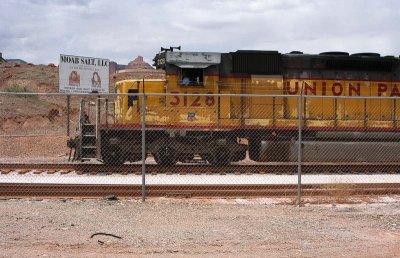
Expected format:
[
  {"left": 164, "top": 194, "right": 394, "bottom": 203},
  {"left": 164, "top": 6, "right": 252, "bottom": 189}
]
[
  {"left": 154, "top": 50, "right": 220, "bottom": 86},
  {"left": 148, "top": 49, "right": 247, "bottom": 165},
  {"left": 152, "top": 50, "right": 223, "bottom": 127}
]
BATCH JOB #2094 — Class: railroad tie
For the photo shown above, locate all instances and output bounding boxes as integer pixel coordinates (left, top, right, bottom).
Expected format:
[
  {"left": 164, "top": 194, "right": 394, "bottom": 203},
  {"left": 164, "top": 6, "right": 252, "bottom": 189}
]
[
  {"left": 18, "top": 169, "right": 29, "bottom": 174},
  {"left": 1, "top": 170, "right": 11, "bottom": 174}
]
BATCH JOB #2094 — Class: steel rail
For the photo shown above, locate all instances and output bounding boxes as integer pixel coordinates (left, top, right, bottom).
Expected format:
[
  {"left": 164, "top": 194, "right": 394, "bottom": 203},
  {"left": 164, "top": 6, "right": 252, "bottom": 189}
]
[
  {"left": 1, "top": 162, "right": 400, "bottom": 174},
  {"left": 0, "top": 183, "right": 399, "bottom": 198}
]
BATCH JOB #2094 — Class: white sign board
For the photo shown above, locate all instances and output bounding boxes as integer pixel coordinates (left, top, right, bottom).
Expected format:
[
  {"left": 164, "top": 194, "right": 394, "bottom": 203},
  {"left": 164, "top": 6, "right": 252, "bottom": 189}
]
[{"left": 59, "top": 54, "right": 109, "bottom": 93}]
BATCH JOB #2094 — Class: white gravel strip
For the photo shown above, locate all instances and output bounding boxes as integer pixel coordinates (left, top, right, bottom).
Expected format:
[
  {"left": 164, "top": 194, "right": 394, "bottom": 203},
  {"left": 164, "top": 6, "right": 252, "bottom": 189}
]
[{"left": 0, "top": 173, "right": 399, "bottom": 185}]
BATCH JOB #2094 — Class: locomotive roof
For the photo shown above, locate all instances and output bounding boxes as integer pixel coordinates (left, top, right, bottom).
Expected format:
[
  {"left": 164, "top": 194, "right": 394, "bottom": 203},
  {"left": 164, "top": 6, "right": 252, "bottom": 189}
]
[
  {"left": 233, "top": 50, "right": 399, "bottom": 59},
  {"left": 228, "top": 50, "right": 399, "bottom": 74},
  {"left": 153, "top": 49, "right": 400, "bottom": 74},
  {"left": 281, "top": 51, "right": 398, "bottom": 72},
  {"left": 153, "top": 51, "right": 221, "bottom": 69}
]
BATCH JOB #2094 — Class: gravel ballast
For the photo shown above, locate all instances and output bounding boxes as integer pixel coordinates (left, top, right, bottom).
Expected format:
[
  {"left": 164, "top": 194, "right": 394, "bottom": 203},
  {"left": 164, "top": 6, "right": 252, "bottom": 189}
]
[{"left": 1, "top": 197, "right": 399, "bottom": 257}]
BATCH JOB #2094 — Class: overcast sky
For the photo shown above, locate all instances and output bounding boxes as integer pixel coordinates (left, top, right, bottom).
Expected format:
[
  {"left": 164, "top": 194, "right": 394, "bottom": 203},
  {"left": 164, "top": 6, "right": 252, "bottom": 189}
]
[{"left": 1, "top": 0, "right": 399, "bottom": 65}]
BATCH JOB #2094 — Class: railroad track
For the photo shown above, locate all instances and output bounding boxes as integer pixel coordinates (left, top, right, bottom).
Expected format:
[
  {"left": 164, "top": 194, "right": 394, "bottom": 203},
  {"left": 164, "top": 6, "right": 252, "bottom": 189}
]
[
  {"left": 0, "top": 183, "right": 399, "bottom": 198},
  {"left": 1, "top": 163, "right": 399, "bottom": 198},
  {"left": 1, "top": 162, "right": 400, "bottom": 175}
]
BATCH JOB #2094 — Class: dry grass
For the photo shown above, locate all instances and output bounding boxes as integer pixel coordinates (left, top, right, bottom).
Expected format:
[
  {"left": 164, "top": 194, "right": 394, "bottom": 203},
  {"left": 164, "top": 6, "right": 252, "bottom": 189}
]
[
  {"left": 328, "top": 183, "right": 355, "bottom": 204},
  {"left": 297, "top": 183, "right": 368, "bottom": 205}
]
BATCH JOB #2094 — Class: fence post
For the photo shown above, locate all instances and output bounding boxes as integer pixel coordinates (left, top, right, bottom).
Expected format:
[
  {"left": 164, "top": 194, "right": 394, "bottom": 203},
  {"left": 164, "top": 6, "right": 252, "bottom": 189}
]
[
  {"left": 141, "top": 93, "right": 146, "bottom": 202},
  {"left": 67, "top": 95, "right": 70, "bottom": 137},
  {"left": 297, "top": 94, "right": 302, "bottom": 205},
  {"left": 96, "top": 95, "right": 101, "bottom": 159},
  {"left": 105, "top": 98, "right": 109, "bottom": 127}
]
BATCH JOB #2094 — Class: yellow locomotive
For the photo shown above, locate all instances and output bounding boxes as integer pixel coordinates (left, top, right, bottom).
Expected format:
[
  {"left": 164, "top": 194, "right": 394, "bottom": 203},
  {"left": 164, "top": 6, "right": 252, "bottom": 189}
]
[{"left": 70, "top": 48, "right": 400, "bottom": 165}]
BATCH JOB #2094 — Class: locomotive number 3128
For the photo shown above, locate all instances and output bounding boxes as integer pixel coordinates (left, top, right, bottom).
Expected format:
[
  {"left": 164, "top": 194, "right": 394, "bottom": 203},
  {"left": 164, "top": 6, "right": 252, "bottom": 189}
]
[{"left": 169, "top": 92, "right": 215, "bottom": 107}]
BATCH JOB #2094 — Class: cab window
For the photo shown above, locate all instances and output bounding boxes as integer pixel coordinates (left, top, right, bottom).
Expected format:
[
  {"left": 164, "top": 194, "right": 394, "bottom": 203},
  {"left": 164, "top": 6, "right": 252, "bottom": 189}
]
[
  {"left": 127, "top": 89, "right": 139, "bottom": 107},
  {"left": 181, "top": 68, "right": 204, "bottom": 86}
]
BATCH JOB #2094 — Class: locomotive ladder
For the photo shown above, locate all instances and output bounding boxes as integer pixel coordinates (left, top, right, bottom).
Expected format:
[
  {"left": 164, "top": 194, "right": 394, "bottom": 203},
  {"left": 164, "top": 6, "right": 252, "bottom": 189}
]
[{"left": 78, "top": 99, "right": 97, "bottom": 160}]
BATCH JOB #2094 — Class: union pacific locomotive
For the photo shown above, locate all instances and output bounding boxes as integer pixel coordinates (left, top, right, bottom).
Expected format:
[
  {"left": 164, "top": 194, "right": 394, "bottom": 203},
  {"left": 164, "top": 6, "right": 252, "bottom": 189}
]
[{"left": 68, "top": 48, "right": 400, "bottom": 165}]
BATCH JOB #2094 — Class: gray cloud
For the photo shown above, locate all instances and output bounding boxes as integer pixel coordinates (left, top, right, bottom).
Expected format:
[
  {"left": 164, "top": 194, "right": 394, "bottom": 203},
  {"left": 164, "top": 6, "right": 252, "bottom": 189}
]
[
  {"left": 25, "top": 0, "right": 91, "bottom": 6},
  {"left": 1, "top": 0, "right": 399, "bottom": 65}
]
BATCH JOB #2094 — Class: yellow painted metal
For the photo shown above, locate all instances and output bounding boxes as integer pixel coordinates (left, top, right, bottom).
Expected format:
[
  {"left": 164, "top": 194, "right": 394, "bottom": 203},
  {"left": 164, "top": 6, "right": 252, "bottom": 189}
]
[
  {"left": 116, "top": 76, "right": 220, "bottom": 127},
  {"left": 115, "top": 76, "right": 399, "bottom": 130},
  {"left": 245, "top": 76, "right": 284, "bottom": 126}
]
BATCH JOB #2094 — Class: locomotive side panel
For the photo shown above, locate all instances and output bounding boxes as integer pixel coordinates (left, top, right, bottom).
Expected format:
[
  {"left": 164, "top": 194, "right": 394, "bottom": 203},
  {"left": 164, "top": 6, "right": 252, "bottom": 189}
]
[
  {"left": 245, "top": 76, "right": 285, "bottom": 127},
  {"left": 281, "top": 53, "right": 400, "bottom": 131}
]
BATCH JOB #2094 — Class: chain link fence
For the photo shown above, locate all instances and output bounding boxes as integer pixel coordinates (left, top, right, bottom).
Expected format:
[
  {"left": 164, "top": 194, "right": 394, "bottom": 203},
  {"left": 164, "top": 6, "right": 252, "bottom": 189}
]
[{"left": 0, "top": 92, "right": 400, "bottom": 203}]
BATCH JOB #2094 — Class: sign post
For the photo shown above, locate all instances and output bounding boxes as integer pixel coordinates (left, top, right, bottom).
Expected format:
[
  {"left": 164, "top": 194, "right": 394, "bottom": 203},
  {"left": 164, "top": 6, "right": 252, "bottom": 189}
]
[{"left": 67, "top": 95, "right": 70, "bottom": 136}]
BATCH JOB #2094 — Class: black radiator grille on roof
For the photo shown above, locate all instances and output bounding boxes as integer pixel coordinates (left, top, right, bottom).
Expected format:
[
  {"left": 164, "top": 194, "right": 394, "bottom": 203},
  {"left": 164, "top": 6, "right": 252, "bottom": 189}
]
[
  {"left": 232, "top": 51, "right": 281, "bottom": 74},
  {"left": 325, "top": 59, "right": 393, "bottom": 72}
]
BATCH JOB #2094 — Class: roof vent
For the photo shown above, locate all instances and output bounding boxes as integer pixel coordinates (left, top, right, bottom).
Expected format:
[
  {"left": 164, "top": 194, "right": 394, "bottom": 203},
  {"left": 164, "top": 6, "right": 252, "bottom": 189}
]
[
  {"left": 288, "top": 51, "right": 303, "bottom": 54},
  {"left": 232, "top": 51, "right": 281, "bottom": 74},
  {"left": 319, "top": 52, "right": 349, "bottom": 56},
  {"left": 351, "top": 53, "right": 380, "bottom": 57}
]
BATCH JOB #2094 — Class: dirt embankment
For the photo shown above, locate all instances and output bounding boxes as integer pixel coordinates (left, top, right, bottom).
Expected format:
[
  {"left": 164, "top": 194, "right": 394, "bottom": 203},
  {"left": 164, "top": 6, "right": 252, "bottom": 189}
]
[{"left": 0, "top": 61, "right": 164, "bottom": 136}]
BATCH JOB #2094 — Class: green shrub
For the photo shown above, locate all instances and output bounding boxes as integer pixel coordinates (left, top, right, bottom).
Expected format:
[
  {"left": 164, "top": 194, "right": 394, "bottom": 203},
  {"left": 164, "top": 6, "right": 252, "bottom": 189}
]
[
  {"left": 4, "top": 84, "right": 38, "bottom": 99},
  {"left": 5, "top": 84, "right": 29, "bottom": 93}
]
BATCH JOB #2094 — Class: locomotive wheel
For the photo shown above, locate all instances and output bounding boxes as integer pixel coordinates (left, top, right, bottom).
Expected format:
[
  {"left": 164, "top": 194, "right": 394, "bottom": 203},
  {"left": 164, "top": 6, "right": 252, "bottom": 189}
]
[
  {"left": 102, "top": 146, "right": 125, "bottom": 165},
  {"left": 248, "top": 138, "right": 262, "bottom": 162},
  {"left": 210, "top": 147, "right": 230, "bottom": 166},
  {"left": 154, "top": 146, "right": 177, "bottom": 167}
]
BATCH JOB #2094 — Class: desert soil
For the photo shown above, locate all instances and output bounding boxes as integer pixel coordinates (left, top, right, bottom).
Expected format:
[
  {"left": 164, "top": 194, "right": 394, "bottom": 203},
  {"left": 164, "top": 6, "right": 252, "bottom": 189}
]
[
  {"left": 0, "top": 60, "right": 163, "bottom": 139},
  {"left": 0, "top": 197, "right": 399, "bottom": 257},
  {"left": 0, "top": 135, "right": 70, "bottom": 163}
]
